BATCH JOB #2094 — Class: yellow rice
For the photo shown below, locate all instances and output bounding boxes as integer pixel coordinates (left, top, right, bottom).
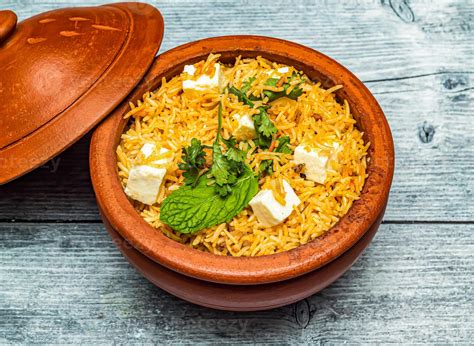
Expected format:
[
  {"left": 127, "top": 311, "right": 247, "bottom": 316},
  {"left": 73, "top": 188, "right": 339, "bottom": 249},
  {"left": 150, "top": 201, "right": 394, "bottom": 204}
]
[{"left": 117, "top": 54, "right": 369, "bottom": 257}]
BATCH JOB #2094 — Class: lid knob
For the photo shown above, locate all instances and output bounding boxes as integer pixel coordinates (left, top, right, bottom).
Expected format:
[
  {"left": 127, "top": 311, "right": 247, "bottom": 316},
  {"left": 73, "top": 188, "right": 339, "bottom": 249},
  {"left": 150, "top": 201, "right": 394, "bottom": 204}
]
[{"left": 0, "top": 10, "right": 17, "bottom": 44}]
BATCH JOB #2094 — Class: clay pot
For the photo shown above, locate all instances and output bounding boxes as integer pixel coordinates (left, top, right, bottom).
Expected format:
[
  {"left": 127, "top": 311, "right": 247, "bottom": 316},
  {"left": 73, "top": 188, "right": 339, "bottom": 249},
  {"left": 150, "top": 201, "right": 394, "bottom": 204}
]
[
  {"left": 91, "top": 35, "right": 394, "bottom": 285},
  {"left": 102, "top": 204, "right": 385, "bottom": 311}
]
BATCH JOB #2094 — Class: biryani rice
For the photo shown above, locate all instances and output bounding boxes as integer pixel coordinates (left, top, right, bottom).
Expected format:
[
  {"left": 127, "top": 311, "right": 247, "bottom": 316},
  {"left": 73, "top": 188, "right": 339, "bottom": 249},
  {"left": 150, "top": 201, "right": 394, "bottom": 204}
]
[{"left": 117, "top": 54, "right": 369, "bottom": 257}]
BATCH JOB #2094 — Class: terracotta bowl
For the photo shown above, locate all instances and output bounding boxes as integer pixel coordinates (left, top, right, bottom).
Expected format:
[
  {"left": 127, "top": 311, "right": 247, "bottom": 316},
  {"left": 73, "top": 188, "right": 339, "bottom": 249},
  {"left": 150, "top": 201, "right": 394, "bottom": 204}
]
[{"left": 90, "top": 36, "right": 394, "bottom": 285}]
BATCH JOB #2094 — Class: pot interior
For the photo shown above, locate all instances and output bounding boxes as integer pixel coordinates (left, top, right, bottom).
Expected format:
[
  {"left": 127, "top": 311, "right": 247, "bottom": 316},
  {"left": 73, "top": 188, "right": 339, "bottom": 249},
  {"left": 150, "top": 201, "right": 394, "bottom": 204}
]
[{"left": 113, "top": 51, "right": 373, "bottom": 179}]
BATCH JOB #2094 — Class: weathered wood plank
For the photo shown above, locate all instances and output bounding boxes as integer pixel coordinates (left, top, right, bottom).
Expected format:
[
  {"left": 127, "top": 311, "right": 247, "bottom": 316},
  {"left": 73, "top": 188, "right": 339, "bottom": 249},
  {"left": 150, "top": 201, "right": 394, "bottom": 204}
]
[
  {"left": 1, "top": 0, "right": 472, "bottom": 222},
  {"left": 0, "top": 73, "right": 471, "bottom": 221},
  {"left": 0, "top": 222, "right": 472, "bottom": 343},
  {"left": 0, "top": 0, "right": 473, "bottom": 344},
  {"left": 0, "top": 133, "right": 99, "bottom": 221},
  {"left": 370, "top": 73, "right": 474, "bottom": 221},
  {"left": 2, "top": 0, "right": 472, "bottom": 81}
]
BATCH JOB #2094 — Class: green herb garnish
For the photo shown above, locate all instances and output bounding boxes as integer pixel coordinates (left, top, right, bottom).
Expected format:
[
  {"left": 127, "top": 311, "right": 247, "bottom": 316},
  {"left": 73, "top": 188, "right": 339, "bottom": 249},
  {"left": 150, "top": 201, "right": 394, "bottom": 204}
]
[
  {"left": 263, "top": 72, "right": 304, "bottom": 102},
  {"left": 241, "top": 77, "right": 255, "bottom": 95},
  {"left": 259, "top": 135, "right": 293, "bottom": 176},
  {"left": 161, "top": 70, "right": 305, "bottom": 234},
  {"left": 178, "top": 138, "right": 208, "bottom": 187},
  {"left": 228, "top": 85, "right": 276, "bottom": 149},
  {"left": 160, "top": 102, "right": 258, "bottom": 233},
  {"left": 160, "top": 166, "right": 258, "bottom": 234},
  {"left": 208, "top": 103, "right": 247, "bottom": 197},
  {"left": 275, "top": 135, "right": 293, "bottom": 154}
]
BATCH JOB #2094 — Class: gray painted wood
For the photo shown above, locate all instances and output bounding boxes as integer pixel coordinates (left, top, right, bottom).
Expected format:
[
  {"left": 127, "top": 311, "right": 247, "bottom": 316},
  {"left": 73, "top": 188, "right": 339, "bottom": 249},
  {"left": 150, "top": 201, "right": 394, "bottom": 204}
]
[
  {"left": 1, "top": 72, "right": 472, "bottom": 222},
  {"left": 1, "top": 0, "right": 472, "bottom": 222},
  {"left": 1, "top": 223, "right": 473, "bottom": 344},
  {"left": 0, "top": 0, "right": 473, "bottom": 343}
]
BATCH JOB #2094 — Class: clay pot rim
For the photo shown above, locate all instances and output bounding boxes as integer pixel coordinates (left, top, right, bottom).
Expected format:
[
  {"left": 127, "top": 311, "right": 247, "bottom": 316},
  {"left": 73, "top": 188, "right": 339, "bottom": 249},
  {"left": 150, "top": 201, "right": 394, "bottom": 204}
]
[{"left": 90, "top": 35, "right": 394, "bottom": 285}]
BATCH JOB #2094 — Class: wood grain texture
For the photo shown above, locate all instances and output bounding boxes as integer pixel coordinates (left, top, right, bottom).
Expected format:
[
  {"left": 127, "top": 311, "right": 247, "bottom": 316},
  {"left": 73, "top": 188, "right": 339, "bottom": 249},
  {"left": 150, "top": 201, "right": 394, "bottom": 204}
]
[
  {"left": 1, "top": 223, "right": 472, "bottom": 343},
  {"left": 0, "top": 0, "right": 473, "bottom": 343},
  {"left": 0, "top": 72, "right": 471, "bottom": 222},
  {"left": 0, "top": 0, "right": 472, "bottom": 222}
]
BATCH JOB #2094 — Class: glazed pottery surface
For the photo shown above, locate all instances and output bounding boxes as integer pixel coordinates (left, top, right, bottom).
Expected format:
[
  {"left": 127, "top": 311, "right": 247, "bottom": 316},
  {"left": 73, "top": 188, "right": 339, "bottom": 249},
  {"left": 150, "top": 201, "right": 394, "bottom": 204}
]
[{"left": 0, "top": 3, "right": 163, "bottom": 184}]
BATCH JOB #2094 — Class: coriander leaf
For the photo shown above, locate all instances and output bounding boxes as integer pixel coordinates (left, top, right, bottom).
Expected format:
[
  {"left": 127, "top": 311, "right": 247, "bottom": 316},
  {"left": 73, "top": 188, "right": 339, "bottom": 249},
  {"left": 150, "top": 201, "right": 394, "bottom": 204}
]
[
  {"left": 178, "top": 138, "right": 207, "bottom": 186},
  {"left": 259, "top": 136, "right": 293, "bottom": 177},
  {"left": 263, "top": 73, "right": 304, "bottom": 102},
  {"left": 241, "top": 77, "right": 256, "bottom": 94},
  {"left": 259, "top": 159, "right": 273, "bottom": 176},
  {"left": 226, "top": 146, "right": 246, "bottom": 162},
  {"left": 182, "top": 168, "right": 200, "bottom": 187},
  {"left": 160, "top": 166, "right": 258, "bottom": 234},
  {"left": 253, "top": 108, "right": 277, "bottom": 149},
  {"left": 240, "top": 77, "right": 260, "bottom": 101},
  {"left": 265, "top": 78, "right": 279, "bottom": 87},
  {"left": 207, "top": 102, "right": 245, "bottom": 197},
  {"left": 255, "top": 108, "right": 277, "bottom": 137},
  {"left": 229, "top": 86, "right": 255, "bottom": 107},
  {"left": 210, "top": 142, "right": 233, "bottom": 186},
  {"left": 220, "top": 135, "right": 237, "bottom": 148},
  {"left": 275, "top": 135, "right": 293, "bottom": 154},
  {"left": 228, "top": 84, "right": 278, "bottom": 149}
]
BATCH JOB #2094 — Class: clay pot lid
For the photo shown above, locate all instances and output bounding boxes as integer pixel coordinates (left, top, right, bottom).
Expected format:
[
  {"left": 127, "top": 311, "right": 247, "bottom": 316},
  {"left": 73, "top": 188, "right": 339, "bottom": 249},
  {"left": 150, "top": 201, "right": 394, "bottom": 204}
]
[{"left": 0, "top": 3, "right": 164, "bottom": 184}]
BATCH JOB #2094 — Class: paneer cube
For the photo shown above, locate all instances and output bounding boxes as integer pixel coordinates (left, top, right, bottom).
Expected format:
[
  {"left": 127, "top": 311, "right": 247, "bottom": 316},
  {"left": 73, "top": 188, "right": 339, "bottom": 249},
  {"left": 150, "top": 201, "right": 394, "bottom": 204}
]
[
  {"left": 182, "top": 63, "right": 224, "bottom": 94},
  {"left": 124, "top": 165, "right": 167, "bottom": 205},
  {"left": 249, "top": 180, "right": 301, "bottom": 227},
  {"left": 140, "top": 143, "right": 155, "bottom": 158},
  {"left": 140, "top": 143, "right": 173, "bottom": 166},
  {"left": 293, "top": 146, "right": 329, "bottom": 184},
  {"left": 183, "top": 64, "right": 196, "bottom": 76},
  {"left": 233, "top": 113, "right": 256, "bottom": 140},
  {"left": 265, "top": 66, "right": 290, "bottom": 78},
  {"left": 293, "top": 143, "right": 341, "bottom": 184}
]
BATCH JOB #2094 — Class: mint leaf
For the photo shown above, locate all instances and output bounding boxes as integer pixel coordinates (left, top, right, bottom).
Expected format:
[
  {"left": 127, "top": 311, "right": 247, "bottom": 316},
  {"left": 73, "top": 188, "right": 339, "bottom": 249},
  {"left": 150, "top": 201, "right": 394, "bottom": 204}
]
[{"left": 160, "top": 166, "right": 258, "bottom": 233}]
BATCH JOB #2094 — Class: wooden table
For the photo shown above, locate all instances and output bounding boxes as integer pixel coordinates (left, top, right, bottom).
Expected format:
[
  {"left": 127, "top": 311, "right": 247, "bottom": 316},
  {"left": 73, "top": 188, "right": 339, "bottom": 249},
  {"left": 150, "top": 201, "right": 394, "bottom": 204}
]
[{"left": 1, "top": 0, "right": 472, "bottom": 343}]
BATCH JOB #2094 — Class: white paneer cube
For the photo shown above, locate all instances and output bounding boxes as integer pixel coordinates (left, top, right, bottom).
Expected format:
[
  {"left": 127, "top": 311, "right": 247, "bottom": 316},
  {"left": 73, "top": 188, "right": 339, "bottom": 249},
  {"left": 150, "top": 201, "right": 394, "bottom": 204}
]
[
  {"left": 266, "top": 66, "right": 290, "bottom": 79},
  {"left": 140, "top": 143, "right": 155, "bottom": 158},
  {"left": 154, "top": 148, "right": 173, "bottom": 166},
  {"left": 183, "top": 64, "right": 196, "bottom": 76},
  {"left": 182, "top": 63, "right": 224, "bottom": 94},
  {"left": 140, "top": 144, "right": 173, "bottom": 166},
  {"left": 249, "top": 180, "right": 301, "bottom": 227},
  {"left": 233, "top": 113, "right": 256, "bottom": 140},
  {"left": 293, "top": 145, "right": 330, "bottom": 184},
  {"left": 124, "top": 165, "right": 167, "bottom": 205}
]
